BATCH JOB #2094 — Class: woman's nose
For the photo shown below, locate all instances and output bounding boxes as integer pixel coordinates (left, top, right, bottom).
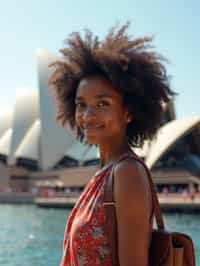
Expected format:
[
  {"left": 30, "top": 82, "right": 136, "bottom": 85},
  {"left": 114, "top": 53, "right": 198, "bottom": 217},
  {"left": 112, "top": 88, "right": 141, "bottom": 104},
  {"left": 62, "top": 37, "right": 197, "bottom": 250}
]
[{"left": 83, "top": 106, "right": 97, "bottom": 121}]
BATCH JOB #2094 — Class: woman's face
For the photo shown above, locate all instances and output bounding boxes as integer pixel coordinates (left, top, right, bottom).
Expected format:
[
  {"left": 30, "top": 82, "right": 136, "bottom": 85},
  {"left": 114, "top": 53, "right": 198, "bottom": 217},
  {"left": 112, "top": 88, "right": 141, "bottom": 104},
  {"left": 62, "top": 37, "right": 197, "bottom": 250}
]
[{"left": 75, "top": 76, "right": 130, "bottom": 145}]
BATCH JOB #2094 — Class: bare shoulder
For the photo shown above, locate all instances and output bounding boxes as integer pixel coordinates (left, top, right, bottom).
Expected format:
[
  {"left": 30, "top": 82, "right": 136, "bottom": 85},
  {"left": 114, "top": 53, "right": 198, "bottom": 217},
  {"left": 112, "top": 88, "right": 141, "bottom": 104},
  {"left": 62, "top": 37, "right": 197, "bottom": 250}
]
[
  {"left": 113, "top": 158, "right": 152, "bottom": 265},
  {"left": 113, "top": 157, "right": 152, "bottom": 217}
]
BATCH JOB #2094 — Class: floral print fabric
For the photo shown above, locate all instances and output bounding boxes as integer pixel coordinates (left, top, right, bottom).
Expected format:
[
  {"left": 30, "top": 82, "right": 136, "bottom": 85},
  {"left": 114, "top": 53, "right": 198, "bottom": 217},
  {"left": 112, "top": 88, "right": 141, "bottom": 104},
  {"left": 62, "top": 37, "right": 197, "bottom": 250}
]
[{"left": 60, "top": 165, "right": 113, "bottom": 266}]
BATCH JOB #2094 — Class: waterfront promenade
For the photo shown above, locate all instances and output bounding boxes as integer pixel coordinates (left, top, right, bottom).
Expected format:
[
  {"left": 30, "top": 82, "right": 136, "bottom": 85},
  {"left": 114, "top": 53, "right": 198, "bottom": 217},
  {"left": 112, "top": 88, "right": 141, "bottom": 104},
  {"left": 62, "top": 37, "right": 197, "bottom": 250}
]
[
  {"left": 158, "top": 193, "right": 200, "bottom": 211},
  {"left": 2, "top": 187, "right": 200, "bottom": 212},
  {"left": 1, "top": 192, "right": 200, "bottom": 212}
]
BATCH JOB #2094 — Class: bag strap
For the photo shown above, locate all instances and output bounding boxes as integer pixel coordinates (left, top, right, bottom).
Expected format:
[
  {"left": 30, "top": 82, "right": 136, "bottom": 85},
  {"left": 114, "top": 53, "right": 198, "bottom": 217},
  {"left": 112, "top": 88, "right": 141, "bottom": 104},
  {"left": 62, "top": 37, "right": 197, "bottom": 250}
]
[
  {"left": 103, "top": 152, "right": 165, "bottom": 265},
  {"left": 104, "top": 152, "right": 165, "bottom": 228}
]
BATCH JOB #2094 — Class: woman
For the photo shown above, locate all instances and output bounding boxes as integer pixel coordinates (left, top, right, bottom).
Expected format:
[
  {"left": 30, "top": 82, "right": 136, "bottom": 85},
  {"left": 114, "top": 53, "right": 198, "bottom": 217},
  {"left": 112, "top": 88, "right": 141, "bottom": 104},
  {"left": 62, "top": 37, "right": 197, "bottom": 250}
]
[{"left": 49, "top": 23, "right": 175, "bottom": 266}]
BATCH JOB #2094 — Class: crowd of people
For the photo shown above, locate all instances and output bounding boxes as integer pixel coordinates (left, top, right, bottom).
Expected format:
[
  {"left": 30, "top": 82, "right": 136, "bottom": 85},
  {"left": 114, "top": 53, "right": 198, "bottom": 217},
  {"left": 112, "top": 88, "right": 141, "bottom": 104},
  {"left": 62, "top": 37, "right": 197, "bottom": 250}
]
[{"left": 160, "top": 184, "right": 200, "bottom": 200}]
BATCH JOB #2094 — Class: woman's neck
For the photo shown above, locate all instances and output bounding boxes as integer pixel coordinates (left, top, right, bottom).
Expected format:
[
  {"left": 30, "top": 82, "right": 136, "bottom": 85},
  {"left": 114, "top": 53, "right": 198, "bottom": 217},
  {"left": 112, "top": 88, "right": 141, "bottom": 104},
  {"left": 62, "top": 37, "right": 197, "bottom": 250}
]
[{"left": 98, "top": 141, "right": 132, "bottom": 168}]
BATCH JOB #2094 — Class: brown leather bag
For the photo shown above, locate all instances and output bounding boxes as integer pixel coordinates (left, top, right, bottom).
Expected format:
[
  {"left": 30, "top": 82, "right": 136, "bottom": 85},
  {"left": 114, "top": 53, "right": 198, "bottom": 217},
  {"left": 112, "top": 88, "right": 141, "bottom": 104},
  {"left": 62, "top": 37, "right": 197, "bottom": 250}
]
[{"left": 103, "top": 153, "right": 196, "bottom": 266}]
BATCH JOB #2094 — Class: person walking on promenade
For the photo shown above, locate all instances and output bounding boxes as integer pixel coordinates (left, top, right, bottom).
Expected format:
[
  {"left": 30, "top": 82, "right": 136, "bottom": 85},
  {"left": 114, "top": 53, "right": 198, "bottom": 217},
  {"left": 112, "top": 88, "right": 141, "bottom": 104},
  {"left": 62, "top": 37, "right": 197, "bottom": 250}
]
[
  {"left": 49, "top": 22, "right": 175, "bottom": 266},
  {"left": 189, "top": 185, "right": 197, "bottom": 201}
]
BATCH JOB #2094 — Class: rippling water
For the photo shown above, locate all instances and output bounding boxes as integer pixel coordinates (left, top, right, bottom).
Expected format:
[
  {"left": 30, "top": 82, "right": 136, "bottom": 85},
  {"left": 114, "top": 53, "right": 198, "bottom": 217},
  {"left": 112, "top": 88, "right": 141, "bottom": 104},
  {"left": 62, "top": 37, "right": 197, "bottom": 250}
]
[{"left": 0, "top": 205, "right": 200, "bottom": 266}]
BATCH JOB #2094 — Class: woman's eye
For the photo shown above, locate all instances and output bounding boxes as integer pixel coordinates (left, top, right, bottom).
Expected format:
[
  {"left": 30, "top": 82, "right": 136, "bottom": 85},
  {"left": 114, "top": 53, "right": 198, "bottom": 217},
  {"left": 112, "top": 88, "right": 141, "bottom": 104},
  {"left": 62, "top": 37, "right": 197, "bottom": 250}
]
[
  {"left": 97, "top": 101, "right": 109, "bottom": 107},
  {"left": 75, "top": 101, "right": 109, "bottom": 109}
]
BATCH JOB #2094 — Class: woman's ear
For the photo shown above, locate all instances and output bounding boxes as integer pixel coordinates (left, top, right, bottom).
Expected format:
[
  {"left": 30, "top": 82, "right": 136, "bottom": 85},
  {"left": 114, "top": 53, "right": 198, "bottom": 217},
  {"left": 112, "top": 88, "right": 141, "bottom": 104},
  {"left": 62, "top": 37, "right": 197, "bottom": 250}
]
[
  {"left": 125, "top": 111, "right": 133, "bottom": 123},
  {"left": 127, "top": 116, "right": 132, "bottom": 123}
]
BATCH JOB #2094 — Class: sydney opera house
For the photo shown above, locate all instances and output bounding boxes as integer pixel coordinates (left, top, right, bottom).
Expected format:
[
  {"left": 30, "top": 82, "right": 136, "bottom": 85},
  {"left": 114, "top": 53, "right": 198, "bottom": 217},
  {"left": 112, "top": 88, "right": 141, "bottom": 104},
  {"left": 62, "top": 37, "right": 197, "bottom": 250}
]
[{"left": 0, "top": 49, "right": 200, "bottom": 196}]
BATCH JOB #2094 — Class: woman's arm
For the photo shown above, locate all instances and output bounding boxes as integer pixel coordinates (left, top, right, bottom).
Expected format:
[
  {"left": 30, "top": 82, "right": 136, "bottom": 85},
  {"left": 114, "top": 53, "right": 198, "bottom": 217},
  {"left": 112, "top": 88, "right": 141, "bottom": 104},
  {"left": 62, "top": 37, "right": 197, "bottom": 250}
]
[{"left": 114, "top": 158, "right": 152, "bottom": 266}]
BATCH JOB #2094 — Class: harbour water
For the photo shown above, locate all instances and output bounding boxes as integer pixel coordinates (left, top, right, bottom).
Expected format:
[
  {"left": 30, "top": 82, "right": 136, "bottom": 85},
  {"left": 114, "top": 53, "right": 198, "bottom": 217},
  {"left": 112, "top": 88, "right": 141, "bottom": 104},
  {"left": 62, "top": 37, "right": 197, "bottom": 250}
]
[{"left": 1, "top": 204, "right": 200, "bottom": 266}]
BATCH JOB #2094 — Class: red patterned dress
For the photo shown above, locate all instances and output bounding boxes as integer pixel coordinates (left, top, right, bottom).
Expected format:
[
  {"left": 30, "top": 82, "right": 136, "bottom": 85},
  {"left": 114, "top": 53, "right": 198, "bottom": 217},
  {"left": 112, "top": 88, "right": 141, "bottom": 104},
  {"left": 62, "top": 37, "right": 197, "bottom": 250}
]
[{"left": 60, "top": 152, "right": 153, "bottom": 266}]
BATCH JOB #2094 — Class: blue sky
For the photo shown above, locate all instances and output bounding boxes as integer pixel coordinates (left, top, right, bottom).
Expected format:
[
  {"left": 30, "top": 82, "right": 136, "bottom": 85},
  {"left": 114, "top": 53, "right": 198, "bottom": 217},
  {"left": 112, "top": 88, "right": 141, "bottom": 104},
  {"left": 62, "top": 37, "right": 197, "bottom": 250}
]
[{"left": 0, "top": 0, "right": 199, "bottom": 118}]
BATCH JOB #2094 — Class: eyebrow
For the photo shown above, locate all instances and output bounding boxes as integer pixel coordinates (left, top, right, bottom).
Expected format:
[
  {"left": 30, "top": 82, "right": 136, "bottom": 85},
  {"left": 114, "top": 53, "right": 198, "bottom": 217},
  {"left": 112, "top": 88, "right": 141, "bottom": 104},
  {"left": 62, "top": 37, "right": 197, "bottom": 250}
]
[{"left": 75, "top": 93, "right": 113, "bottom": 101}]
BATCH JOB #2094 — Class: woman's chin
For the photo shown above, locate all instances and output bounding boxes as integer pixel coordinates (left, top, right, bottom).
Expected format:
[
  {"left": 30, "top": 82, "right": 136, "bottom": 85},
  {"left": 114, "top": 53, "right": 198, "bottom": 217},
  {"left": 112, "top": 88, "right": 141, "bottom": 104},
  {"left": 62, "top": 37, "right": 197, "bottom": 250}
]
[{"left": 84, "top": 135, "right": 101, "bottom": 145}]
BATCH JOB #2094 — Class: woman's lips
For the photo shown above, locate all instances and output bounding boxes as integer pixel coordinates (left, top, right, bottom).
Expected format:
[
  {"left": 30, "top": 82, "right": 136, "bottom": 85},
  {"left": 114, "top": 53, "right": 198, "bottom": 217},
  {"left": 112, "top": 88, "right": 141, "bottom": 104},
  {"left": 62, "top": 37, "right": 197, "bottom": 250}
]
[{"left": 83, "top": 125, "right": 104, "bottom": 133}]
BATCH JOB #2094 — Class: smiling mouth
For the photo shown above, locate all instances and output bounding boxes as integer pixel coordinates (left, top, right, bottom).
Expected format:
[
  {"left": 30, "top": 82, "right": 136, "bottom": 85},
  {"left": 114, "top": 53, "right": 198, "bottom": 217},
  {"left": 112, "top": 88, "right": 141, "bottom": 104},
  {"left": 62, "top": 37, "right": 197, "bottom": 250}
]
[{"left": 83, "top": 125, "right": 104, "bottom": 131}]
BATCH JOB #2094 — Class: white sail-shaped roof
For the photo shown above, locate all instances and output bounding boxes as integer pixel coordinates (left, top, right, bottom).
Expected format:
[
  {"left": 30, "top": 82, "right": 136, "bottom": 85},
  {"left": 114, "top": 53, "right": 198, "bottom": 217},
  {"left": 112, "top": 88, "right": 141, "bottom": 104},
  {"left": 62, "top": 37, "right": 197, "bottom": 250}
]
[
  {"left": 8, "top": 89, "right": 39, "bottom": 165},
  {"left": 65, "top": 142, "right": 98, "bottom": 162},
  {"left": 14, "top": 120, "right": 40, "bottom": 160},
  {"left": 146, "top": 115, "right": 200, "bottom": 169},
  {"left": 37, "top": 49, "right": 76, "bottom": 170},
  {"left": 133, "top": 140, "right": 151, "bottom": 158},
  {"left": 82, "top": 145, "right": 99, "bottom": 161},
  {"left": 0, "top": 110, "right": 13, "bottom": 138},
  {"left": 0, "top": 128, "right": 12, "bottom": 156}
]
